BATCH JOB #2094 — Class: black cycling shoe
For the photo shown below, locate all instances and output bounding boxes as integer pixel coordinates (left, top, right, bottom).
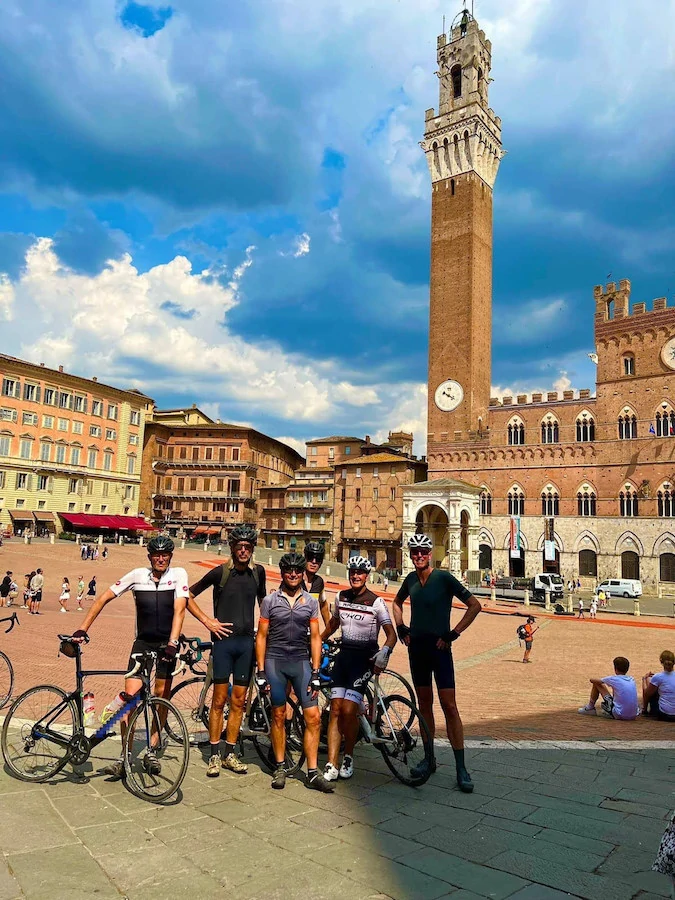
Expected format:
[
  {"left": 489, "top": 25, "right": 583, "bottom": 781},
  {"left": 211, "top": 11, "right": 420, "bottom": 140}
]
[
  {"left": 271, "top": 765, "right": 286, "bottom": 790},
  {"left": 101, "top": 759, "right": 125, "bottom": 780},
  {"left": 410, "top": 757, "right": 437, "bottom": 781},
  {"left": 307, "top": 771, "right": 335, "bottom": 793},
  {"left": 457, "top": 767, "right": 474, "bottom": 793}
]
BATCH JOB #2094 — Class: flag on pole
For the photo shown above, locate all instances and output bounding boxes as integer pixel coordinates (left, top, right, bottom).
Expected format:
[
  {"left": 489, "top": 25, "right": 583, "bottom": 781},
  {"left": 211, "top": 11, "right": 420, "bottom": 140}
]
[{"left": 509, "top": 516, "right": 521, "bottom": 559}]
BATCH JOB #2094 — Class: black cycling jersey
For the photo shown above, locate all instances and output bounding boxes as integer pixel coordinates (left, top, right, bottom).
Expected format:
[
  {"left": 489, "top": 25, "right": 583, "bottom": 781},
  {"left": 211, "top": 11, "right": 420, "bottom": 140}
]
[
  {"left": 110, "top": 566, "right": 189, "bottom": 642},
  {"left": 190, "top": 563, "right": 266, "bottom": 637},
  {"left": 304, "top": 573, "right": 325, "bottom": 599}
]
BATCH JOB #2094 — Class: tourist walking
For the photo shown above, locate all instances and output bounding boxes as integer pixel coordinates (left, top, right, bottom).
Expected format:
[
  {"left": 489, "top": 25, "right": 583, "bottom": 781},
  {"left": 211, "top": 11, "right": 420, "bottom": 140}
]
[
  {"left": 102, "top": 546, "right": 108, "bottom": 560},
  {"left": 30, "top": 568, "right": 44, "bottom": 615},
  {"left": 59, "top": 577, "right": 71, "bottom": 613},
  {"left": 87, "top": 576, "right": 97, "bottom": 600},
  {"left": 0, "top": 571, "right": 11, "bottom": 608},
  {"left": 76, "top": 576, "right": 85, "bottom": 610},
  {"left": 21, "top": 573, "right": 32, "bottom": 609},
  {"left": 7, "top": 575, "right": 18, "bottom": 607},
  {"left": 589, "top": 596, "right": 598, "bottom": 619},
  {"left": 80, "top": 543, "right": 87, "bottom": 561},
  {"left": 521, "top": 615, "right": 538, "bottom": 663},
  {"left": 578, "top": 598, "right": 585, "bottom": 619}
]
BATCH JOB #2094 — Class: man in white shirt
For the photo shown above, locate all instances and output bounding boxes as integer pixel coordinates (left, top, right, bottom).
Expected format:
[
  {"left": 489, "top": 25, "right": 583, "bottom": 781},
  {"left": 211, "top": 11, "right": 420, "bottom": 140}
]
[{"left": 578, "top": 656, "right": 639, "bottom": 720}]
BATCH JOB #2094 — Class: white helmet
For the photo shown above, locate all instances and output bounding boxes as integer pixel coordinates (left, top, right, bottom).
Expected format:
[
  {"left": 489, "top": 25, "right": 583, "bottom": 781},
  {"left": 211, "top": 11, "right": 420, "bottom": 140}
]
[
  {"left": 347, "top": 556, "right": 372, "bottom": 573},
  {"left": 408, "top": 533, "right": 433, "bottom": 551}
]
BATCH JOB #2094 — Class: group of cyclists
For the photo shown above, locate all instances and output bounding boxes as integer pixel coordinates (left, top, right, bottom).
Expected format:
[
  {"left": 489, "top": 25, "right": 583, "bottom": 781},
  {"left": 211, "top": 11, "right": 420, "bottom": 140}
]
[{"left": 71, "top": 523, "right": 482, "bottom": 793}]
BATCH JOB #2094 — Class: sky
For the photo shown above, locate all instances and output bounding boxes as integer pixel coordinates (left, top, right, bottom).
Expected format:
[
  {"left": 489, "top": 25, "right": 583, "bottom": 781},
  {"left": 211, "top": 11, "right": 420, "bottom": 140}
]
[{"left": 1, "top": 0, "right": 675, "bottom": 459}]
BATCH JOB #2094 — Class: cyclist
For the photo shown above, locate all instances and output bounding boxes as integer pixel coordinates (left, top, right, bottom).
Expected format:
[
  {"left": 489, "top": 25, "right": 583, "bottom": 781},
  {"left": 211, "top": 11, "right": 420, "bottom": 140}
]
[
  {"left": 256, "top": 552, "right": 334, "bottom": 792},
  {"left": 187, "top": 524, "right": 266, "bottom": 777},
  {"left": 321, "top": 556, "right": 396, "bottom": 782},
  {"left": 393, "top": 533, "right": 482, "bottom": 792},
  {"left": 72, "top": 535, "right": 188, "bottom": 778},
  {"left": 303, "top": 541, "right": 331, "bottom": 626}
]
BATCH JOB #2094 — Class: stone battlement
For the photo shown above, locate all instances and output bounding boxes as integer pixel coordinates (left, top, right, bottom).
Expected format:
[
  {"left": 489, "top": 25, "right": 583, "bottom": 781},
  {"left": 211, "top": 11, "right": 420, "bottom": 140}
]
[
  {"left": 594, "top": 279, "right": 671, "bottom": 322},
  {"left": 489, "top": 389, "right": 594, "bottom": 408}
]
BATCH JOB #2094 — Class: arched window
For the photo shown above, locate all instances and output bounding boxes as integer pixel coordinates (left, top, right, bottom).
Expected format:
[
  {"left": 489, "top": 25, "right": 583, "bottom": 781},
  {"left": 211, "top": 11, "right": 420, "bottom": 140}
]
[
  {"left": 576, "top": 414, "right": 595, "bottom": 442},
  {"left": 623, "top": 354, "right": 635, "bottom": 376},
  {"left": 507, "top": 488, "right": 525, "bottom": 516},
  {"left": 658, "top": 484, "right": 675, "bottom": 517},
  {"left": 507, "top": 418, "right": 525, "bottom": 446},
  {"left": 661, "top": 553, "right": 675, "bottom": 583},
  {"left": 478, "top": 543, "right": 492, "bottom": 570},
  {"left": 479, "top": 489, "right": 492, "bottom": 515},
  {"left": 618, "top": 413, "right": 638, "bottom": 440},
  {"left": 577, "top": 491, "right": 597, "bottom": 516},
  {"left": 451, "top": 64, "right": 462, "bottom": 98},
  {"left": 579, "top": 549, "right": 597, "bottom": 577},
  {"left": 619, "top": 489, "right": 639, "bottom": 517},
  {"left": 541, "top": 490, "right": 559, "bottom": 516},
  {"left": 656, "top": 405, "right": 675, "bottom": 437},
  {"left": 622, "top": 550, "right": 640, "bottom": 580},
  {"left": 541, "top": 416, "right": 559, "bottom": 444}
]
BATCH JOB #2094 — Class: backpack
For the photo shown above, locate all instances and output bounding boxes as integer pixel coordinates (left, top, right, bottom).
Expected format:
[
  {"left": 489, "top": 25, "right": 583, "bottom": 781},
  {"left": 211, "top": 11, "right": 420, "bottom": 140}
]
[
  {"left": 218, "top": 559, "right": 261, "bottom": 596},
  {"left": 516, "top": 624, "right": 528, "bottom": 641}
]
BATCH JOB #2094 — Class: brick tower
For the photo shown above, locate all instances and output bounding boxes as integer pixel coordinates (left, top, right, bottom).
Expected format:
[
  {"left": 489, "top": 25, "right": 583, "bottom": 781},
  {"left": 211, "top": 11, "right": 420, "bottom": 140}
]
[{"left": 422, "top": 10, "right": 502, "bottom": 451}]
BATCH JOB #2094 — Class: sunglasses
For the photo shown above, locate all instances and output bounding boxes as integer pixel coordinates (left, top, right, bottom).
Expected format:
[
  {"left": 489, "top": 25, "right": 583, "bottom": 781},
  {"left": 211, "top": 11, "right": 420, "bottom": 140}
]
[
  {"left": 349, "top": 569, "right": 368, "bottom": 576},
  {"left": 305, "top": 554, "right": 323, "bottom": 563},
  {"left": 411, "top": 549, "right": 431, "bottom": 557},
  {"left": 233, "top": 543, "right": 253, "bottom": 552},
  {"left": 284, "top": 567, "right": 304, "bottom": 575}
]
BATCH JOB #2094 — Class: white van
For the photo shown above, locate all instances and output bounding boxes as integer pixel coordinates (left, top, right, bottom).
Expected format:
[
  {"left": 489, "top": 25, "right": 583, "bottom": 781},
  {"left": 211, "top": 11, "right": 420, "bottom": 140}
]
[
  {"left": 597, "top": 579, "right": 642, "bottom": 599},
  {"left": 533, "top": 573, "right": 564, "bottom": 601}
]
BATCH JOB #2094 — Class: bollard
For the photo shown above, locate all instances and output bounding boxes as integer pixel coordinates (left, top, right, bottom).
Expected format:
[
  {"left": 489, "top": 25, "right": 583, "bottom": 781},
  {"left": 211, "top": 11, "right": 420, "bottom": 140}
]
[
  {"left": 672, "top": 600, "right": 675, "bottom": 619},
  {"left": 659, "top": 585, "right": 664, "bottom": 599},
  {"left": 490, "top": 587, "right": 496, "bottom": 605},
  {"left": 544, "top": 589, "right": 551, "bottom": 611},
  {"left": 634, "top": 598, "right": 641, "bottom": 617},
  {"left": 326, "top": 566, "right": 331, "bottom": 576},
  {"left": 118, "top": 535, "right": 124, "bottom": 545},
  {"left": 180, "top": 539, "right": 186, "bottom": 550},
  {"left": 50, "top": 533, "right": 55, "bottom": 545},
  {"left": 567, "top": 595, "right": 573, "bottom": 614},
  {"left": 98, "top": 534, "right": 103, "bottom": 545},
  {"left": 76, "top": 534, "right": 81, "bottom": 545},
  {"left": 523, "top": 589, "right": 530, "bottom": 607},
  {"left": 269, "top": 555, "right": 273, "bottom": 565},
  {"left": 203, "top": 542, "right": 208, "bottom": 552}
]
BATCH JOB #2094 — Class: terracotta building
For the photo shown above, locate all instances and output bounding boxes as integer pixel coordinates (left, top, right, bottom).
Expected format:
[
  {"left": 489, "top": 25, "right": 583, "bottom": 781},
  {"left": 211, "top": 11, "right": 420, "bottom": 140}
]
[
  {"left": 0, "top": 353, "right": 152, "bottom": 536},
  {"left": 406, "top": 11, "right": 675, "bottom": 592},
  {"left": 141, "top": 407, "right": 304, "bottom": 539}
]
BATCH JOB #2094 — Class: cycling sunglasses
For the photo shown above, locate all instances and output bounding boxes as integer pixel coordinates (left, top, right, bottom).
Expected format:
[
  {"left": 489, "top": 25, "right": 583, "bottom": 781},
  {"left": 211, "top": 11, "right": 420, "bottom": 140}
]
[
  {"left": 283, "top": 566, "right": 305, "bottom": 574},
  {"left": 305, "top": 553, "right": 323, "bottom": 563}
]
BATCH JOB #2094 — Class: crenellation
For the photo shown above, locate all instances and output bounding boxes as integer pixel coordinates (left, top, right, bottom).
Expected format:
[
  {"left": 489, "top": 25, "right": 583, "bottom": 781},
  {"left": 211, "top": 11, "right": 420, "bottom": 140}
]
[{"left": 517, "top": 394, "right": 527, "bottom": 404}]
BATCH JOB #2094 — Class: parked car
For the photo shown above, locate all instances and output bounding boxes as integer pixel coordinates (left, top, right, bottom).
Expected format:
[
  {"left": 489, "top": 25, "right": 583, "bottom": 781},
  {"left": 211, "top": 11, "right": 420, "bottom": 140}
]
[{"left": 596, "top": 579, "right": 642, "bottom": 599}]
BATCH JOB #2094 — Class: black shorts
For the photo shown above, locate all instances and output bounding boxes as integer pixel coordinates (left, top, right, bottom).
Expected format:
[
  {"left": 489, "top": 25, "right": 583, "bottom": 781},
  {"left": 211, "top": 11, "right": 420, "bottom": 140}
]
[
  {"left": 127, "top": 638, "right": 173, "bottom": 682},
  {"left": 408, "top": 635, "right": 455, "bottom": 690},
  {"left": 330, "top": 646, "right": 374, "bottom": 701},
  {"left": 33, "top": 591, "right": 42, "bottom": 604},
  {"left": 212, "top": 634, "right": 254, "bottom": 686}
]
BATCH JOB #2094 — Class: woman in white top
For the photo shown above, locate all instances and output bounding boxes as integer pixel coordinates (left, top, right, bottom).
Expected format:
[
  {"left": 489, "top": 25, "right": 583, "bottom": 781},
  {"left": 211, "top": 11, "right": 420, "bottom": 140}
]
[
  {"left": 643, "top": 650, "right": 675, "bottom": 721},
  {"left": 59, "top": 577, "right": 70, "bottom": 613}
]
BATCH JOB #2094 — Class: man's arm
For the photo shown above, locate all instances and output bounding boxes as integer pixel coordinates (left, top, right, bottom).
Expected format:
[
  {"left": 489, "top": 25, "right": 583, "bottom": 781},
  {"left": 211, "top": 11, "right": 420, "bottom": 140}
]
[
  {"left": 169, "top": 596, "right": 187, "bottom": 646},
  {"left": 318, "top": 591, "right": 331, "bottom": 627},
  {"left": 255, "top": 616, "right": 269, "bottom": 672},
  {"left": 309, "top": 617, "right": 321, "bottom": 671},
  {"left": 320, "top": 613, "right": 340, "bottom": 643},
  {"left": 392, "top": 579, "right": 411, "bottom": 644}
]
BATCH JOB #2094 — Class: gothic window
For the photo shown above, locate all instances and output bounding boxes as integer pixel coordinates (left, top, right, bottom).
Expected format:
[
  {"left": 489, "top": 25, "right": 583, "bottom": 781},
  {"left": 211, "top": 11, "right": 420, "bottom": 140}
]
[
  {"left": 451, "top": 65, "right": 462, "bottom": 98},
  {"left": 619, "top": 489, "right": 639, "bottom": 517},
  {"left": 576, "top": 414, "right": 595, "bottom": 442},
  {"left": 479, "top": 490, "right": 492, "bottom": 515},
  {"left": 658, "top": 485, "right": 675, "bottom": 517},
  {"left": 618, "top": 413, "right": 638, "bottom": 440},
  {"left": 579, "top": 549, "right": 597, "bottom": 577},
  {"left": 507, "top": 418, "right": 525, "bottom": 446},
  {"left": 507, "top": 488, "right": 525, "bottom": 516},
  {"left": 660, "top": 553, "right": 675, "bottom": 583},
  {"left": 540, "top": 490, "right": 559, "bottom": 517},
  {"left": 623, "top": 354, "right": 635, "bottom": 376},
  {"left": 655, "top": 406, "right": 675, "bottom": 437},
  {"left": 541, "top": 417, "right": 559, "bottom": 444},
  {"left": 576, "top": 492, "right": 596, "bottom": 516}
]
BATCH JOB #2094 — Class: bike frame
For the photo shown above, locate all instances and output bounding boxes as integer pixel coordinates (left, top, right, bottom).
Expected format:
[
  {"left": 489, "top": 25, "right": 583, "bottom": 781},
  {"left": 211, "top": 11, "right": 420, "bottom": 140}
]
[{"left": 1, "top": 613, "right": 19, "bottom": 634}]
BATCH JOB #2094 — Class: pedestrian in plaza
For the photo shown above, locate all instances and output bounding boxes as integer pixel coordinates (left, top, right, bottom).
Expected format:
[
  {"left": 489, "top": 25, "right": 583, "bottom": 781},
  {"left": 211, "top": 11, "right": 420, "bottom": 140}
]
[
  {"left": 589, "top": 596, "right": 598, "bottom": 619},
  {"left": 93, "top": 547, "right": 99, "bottom": 562},
  {"left": 520, "top": 615, "right": 538, "bottom": 664},
  {"left": 102, "top": 546, "right": 108, "bottom": 560},
  {"left": 0, "top": 571, "right": 11, "bottom": 608},
  {"left": 58, "top": 577, "right": 71, "bottom": 613},
  {"left": 76, "top": 576, "right": 85, "bottom": 610},
  {"left": 598, "top": 587, "right": 607, "bottom": 608},
  {"left": 642, "top": 651, "right": 675, "bottom": 721},
  {"left": 577, "top": 597, "right": 585, "bottom": 619},
  {"left": 576, "top": 578, "right": 581, "bottom": 591},
  {"left": 87, "top": 576, "right": 97, "bottom": 600},
  {"left": 383, "top": 574, "right": 389, "bottom": 591},
  {"left": 652, "top": 816, "right": 675, "bottom": 896},
  {"left": 80, "top": 543, "right": 87, "bottom": 561},
  {"left": 578, "top": 656, "right": 640, "bottom": 719},
  {"left": 29, "top": 568, "right": 44, "bottom": 615},
  {"left": 7, "top": 575, "right": 18, "bottom": 607},
  {"left": 21, "top": 573, "right": 32, "bottom": 609},
  {"left": 393, "top": 533, "right": 482, "bottom": 791}
]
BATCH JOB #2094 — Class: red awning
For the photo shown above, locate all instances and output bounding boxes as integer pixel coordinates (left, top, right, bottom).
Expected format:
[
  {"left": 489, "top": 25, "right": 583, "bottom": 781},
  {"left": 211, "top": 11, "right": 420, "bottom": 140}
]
[
  {"left": 60, "top": 512, "right": 152, "bottom": 531},
  {"left": 192, "top": 525, "right": 208, "bottom": 534},
  {"left": 206, "top": 527, "right": 221, "bottom": 536},
  {"left": 60, "top": 513, "right": 89, "bottom": 527},
  {"left": 112, "top": 515, "right": 153, "bottom": 531}
]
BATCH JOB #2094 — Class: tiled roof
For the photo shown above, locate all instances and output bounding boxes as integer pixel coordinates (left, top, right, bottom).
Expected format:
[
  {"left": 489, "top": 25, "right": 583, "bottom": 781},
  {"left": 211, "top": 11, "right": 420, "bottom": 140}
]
[
  {"left": 341, "top": 452, "right": 424, "bottom": 466},
  {"left": 306, "top": 435, "right": 362, "bottom": 444}
]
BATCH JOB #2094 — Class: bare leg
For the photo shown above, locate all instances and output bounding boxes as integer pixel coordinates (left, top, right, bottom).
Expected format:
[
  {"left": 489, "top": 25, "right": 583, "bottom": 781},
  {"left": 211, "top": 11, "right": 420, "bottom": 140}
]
[
  {"left": 438, "top": 688, "right": 464, "bottom": 750},
  {"left": 303, "top": 705, "right": 320, "bottom": 770},
  {"left": 327, "top": 699, "right": 343, "bottom": 768},
  {"left": 415, "top": 685, "right": 436, "bottom": 742},
  {"left": 340, "top": 700, "right": 361, "bottom": 756},
  {"left": 224, "top": 684, "right": 248, "bottom": 745},
  {"left": 271, "top": 705, "right": 286, "bottom": 764},
  {"left": 209, "top": 683, "right": 230, "bottom": 745}
]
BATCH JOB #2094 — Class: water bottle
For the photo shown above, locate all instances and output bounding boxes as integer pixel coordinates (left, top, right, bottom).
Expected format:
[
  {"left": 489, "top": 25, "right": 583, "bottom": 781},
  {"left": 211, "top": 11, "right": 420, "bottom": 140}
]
[
  {"left": 100, "top": 692, "right": 128, "bottom": 725},
  {"left": 83, "top": 692, "right": 95, "bottom": 727}
]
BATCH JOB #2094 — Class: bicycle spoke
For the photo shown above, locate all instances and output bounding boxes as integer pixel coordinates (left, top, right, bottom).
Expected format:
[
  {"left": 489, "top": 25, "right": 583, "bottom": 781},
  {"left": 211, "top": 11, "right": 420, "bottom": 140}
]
[
  {"left": 124, "top": 697, "right": 189, "bottom": 802},
  {"left": 375, "top": 694, "right": 433, "bottom": 786},
  {"left": 1, "top": 686, "right": 77, "bottom": 782},
  {"left": 0, "top": 651, "right": 13, "bottom": 709},
  {"left": 169, "top": 677, "right": 211, "bottom": 746}
]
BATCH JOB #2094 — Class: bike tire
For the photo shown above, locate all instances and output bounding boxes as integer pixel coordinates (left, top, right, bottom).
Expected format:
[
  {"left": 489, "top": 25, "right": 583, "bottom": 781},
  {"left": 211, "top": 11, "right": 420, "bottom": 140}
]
[
  {"left": 1, "top": 684, "right": 78, "bottom": 782},
  {"left": 378, "top": 669, "right": 416, "bottom": 707},
  {"left": 0, "top": 650, "right": 13, "bottom": 710},
  {"left": 251, "top": 695, "right": 305, "bottom": 776},
  {"left": 375, "top": 694, "right": 434, "bottom": 787},
  {"left": 168, "top": 676, "right": 211, "bottom": 746},
  {"left": 124, "top": 697, "right": 190, "bottom": 803}
]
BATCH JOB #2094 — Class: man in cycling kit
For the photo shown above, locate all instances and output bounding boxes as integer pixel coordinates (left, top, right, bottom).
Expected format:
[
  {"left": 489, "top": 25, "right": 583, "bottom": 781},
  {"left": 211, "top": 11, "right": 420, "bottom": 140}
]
[
  {"left": 303, "top": 541, "right": 331, "bottom": 627},
  {"left": 393, "top": 533, "right": 481, "bottom": 791},
  {"left": 256, "top": 552, "right": 334, "bottom": 792},
  {"left": 187, "top": 524, "right": 265, "bottom": 777},
  {"left": 72, "top": 535, "right": 188, "bottom": 779},
  {"left": 321, "top": 556, "right": 396, "bottom": 781}
]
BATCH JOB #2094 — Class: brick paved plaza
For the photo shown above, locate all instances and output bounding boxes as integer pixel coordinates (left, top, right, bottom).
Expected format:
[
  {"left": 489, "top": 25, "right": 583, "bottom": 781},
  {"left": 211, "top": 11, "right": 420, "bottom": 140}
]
[{"left": 1, "top": 539, "right": 675, "bottom": 898}]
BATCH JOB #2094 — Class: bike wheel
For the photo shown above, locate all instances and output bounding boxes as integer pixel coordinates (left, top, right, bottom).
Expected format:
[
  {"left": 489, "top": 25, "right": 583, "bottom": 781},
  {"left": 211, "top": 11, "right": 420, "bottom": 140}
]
[
  {"left": 251, "top": 696, "right": 305, "bottom": 776},
  {"left": 0, "top": 650, "right": 13, "bottom": 709},
  {"left": 1, "top": 685, "right": 77, "bottom": 782},
  {"left": 374, "top": 694, "right": 433, "bottom": 787},
  {"left": 375, "top": 671, "right": 416, "bottom": 728},
  {"left": 317, "top": 687, "right": 331, "bottom": 753},
  {"left": 168, "top": 677, "right": 211, "bottom": 746},
  {"left": 124, "top": 697, "right": 190, "bottom": 802}
]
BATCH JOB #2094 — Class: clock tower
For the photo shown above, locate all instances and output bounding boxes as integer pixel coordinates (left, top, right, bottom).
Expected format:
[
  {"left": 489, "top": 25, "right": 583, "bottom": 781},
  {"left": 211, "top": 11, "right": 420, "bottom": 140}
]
[{"left": 422, "top": 10, "right": 502, "bottom": 452}]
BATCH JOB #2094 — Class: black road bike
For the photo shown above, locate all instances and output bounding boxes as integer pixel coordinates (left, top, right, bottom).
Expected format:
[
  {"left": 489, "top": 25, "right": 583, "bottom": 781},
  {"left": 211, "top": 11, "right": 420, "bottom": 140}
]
[{"left": 0, "top": 612, "right": 19, "bottom": 709}]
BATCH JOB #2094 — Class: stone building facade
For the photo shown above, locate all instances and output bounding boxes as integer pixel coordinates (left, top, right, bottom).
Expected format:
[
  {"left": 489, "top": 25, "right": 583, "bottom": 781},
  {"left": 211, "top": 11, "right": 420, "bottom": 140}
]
[
  {"left": 141, "top": 407, "right": 303, "bottom": 538},
  {"left": 409, "top": 13, "right": 675, "bottom": 594}
]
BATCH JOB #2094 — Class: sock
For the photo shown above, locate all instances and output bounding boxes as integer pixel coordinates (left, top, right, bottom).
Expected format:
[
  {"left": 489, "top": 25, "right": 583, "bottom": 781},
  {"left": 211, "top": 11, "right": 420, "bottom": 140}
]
[
  {"left": 223, "top": 742, "right": 236, "bottom": 757},
  {"left": 307, "top": 767, "right": 317, "bottom": 778},
  {"left": 453, "top": 748, "right": 466, "bottom": 771},
  {"left": 210, "top": 742, "right": 220, "bottom": 757}
]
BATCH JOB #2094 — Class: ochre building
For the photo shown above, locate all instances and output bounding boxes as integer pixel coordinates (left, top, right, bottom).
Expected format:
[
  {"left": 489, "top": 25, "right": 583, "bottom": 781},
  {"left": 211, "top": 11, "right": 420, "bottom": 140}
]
[{"left": 410, "top": 13, "right": 675, "bottom": 593}]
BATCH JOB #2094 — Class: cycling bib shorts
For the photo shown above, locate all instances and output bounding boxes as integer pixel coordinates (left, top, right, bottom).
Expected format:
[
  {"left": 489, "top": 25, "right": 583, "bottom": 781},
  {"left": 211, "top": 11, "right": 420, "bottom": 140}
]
[
  {"left": 408, "top": 634, "right": 455, "bottom": 690},
  {"left": 212, "top": 634, "right": 255, "bottom": 686},
  {"left": 265, "top": 658, "right": 317, "bottom": 709},
  {"left": 330, "top": 646, "right": 374, "bottom": 704}
]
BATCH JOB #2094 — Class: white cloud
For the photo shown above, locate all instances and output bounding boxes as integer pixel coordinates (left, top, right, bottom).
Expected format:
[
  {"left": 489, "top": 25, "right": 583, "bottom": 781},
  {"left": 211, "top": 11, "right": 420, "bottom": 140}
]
[
  {"left": 273, "top": 435, "right": 307, "bottom": 457},
  {"left": 0, "top": 274, "right": 14, "bottom": 321}
]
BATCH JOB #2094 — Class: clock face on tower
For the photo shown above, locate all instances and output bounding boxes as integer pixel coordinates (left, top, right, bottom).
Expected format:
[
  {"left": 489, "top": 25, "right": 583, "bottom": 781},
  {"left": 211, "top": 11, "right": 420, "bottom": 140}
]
[
  {"left": 662, "top": 337, "right": 675, "bottom": 371},
  {"left": 434, "top": 380, "right": 464, "bottom": 412}
]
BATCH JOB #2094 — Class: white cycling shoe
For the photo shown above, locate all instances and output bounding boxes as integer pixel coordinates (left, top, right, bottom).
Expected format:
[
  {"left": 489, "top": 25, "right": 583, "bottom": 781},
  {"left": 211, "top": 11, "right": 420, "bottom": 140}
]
[
  {"left": 339, "top": 755, "right": 354, "bottom": 779},
  {"left": 323, "top": 763, "right": 339, "bottom": 782}
]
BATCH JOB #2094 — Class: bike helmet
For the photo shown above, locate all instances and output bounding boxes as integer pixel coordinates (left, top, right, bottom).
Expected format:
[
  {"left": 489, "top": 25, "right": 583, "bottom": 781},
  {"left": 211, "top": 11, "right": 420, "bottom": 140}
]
[
  {"left": 408, "top": 533, "right": 433, "bottom": 551},
  {"left": 347, "top": 556, "right": 372, "bottom": 573},
  {"left": 279, "top": 551, "right": 306, "bottom": 572},
  {"left": 228, "top": 524, "right": 258, "bottom": 547},
  {"left": 304, "top": 541, "right": 325, "bottom": 561},
  {"left": 147, "top": 535, "right": 175, "bottom": 555}
]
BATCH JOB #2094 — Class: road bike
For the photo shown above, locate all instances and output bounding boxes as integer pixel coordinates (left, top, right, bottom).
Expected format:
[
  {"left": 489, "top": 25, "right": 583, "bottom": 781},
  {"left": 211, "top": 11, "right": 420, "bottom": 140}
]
[
  {"left": 0, "top": 612, "right": 19, "bottom": 709},
  {"left": 1, "top": 634, "right": 189, "bottom": 802},
  {"left": 168, "top": 635, "right": 305, "bottom": 774}
]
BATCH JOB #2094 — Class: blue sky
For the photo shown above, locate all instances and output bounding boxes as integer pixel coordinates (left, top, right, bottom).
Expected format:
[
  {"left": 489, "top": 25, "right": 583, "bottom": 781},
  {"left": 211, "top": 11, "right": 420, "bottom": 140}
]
[{"left": 1, "top": 0, "right": 674, "bottom": 457}]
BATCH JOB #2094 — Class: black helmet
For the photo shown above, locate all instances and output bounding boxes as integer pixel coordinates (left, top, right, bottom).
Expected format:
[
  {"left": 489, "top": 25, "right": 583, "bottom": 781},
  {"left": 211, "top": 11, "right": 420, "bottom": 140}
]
[
  {"left": 228, "top": 525, "right": 258, "bottom": 547},
  {"left": 279, "top": 551, "right": 306, "bottom": 572},
  {"left": 304, "top": 541, "right": 325, "bottom": 560},
  {"left": 147, "top": 535, "right": 175, "bottom": 555}
]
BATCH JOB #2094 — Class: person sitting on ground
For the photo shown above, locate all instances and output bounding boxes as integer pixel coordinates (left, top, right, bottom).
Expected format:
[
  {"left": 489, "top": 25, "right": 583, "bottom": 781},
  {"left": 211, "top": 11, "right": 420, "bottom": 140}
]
[
  {"left": 578, "top": 656, "right": 640, "bottom": 720},
  {"left": 642, "top": 651, "right": 675, "bottom": 721}
]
